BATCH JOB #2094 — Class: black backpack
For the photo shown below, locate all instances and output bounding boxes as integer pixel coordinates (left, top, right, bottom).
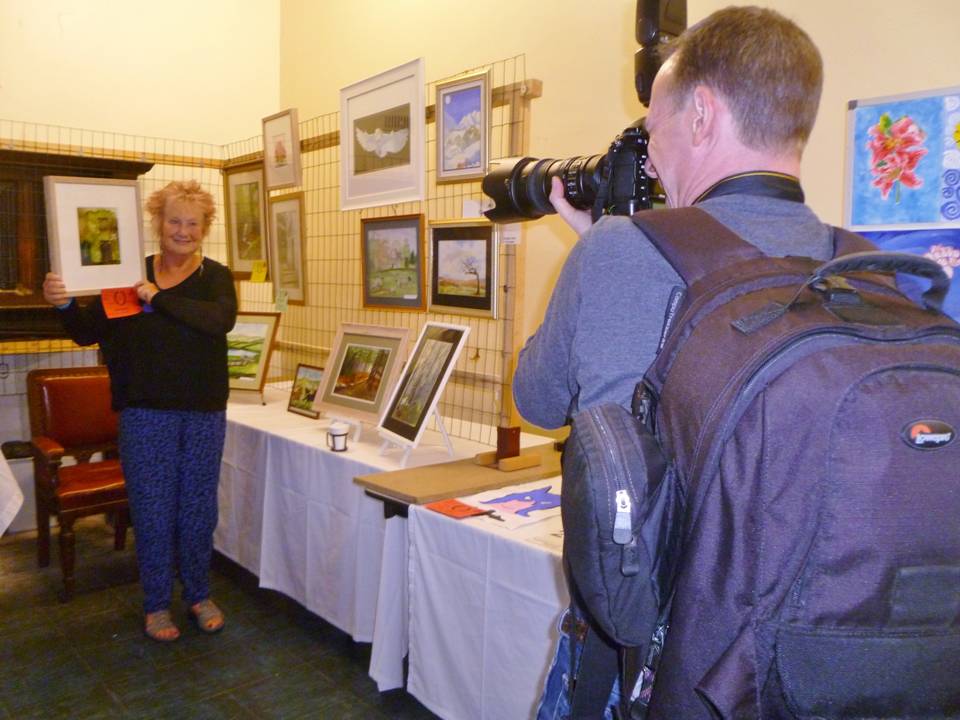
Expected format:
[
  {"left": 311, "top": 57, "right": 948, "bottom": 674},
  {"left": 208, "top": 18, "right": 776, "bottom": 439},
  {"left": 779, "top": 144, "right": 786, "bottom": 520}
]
[{"left": 561, "top": 207, "right": 960, "bottom": 719}]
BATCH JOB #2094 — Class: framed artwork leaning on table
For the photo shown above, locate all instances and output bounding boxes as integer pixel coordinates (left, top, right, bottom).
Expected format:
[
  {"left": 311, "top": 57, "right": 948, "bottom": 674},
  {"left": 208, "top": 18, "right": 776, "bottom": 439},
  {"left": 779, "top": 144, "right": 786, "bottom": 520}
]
[
  {"left": 287, "top": 363, "right": 323, "bottom": 419},
  {"left": 378, "top": 322, "right": 470, "bottom": 448},
  {"left": 227, "top": 311, "right": 280, "bottom": 393},
  {"left": 313, "top": 323, "right": 410, "bottom": 426}
]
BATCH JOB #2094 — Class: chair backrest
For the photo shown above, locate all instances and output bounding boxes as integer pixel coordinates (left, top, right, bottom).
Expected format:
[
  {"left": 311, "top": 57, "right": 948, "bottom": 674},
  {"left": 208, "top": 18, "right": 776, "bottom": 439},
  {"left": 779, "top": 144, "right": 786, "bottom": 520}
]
[{"left": 27, "top": 366, "right": 117, "bottom": 447}]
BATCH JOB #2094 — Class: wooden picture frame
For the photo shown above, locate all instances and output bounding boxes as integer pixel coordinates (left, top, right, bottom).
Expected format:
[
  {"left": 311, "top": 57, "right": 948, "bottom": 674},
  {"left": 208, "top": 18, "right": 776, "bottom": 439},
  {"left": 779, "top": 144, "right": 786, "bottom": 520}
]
[
  {"left": 262, "top": 108, "right": 302, "bottom": 190},
  {"left": 429, "top": 219, "right": 497, "bottom": 318},
  {"left": 361, "top": 214, "right": 426, "bottom": 311},
  {"left": 378, "top": 322, "right": 470, "bottom": 448},
  {"left": 314, "top": 323, "right": 409, "bottom": 425},
  {"left": 223, "top": 163, "right": 269, "bottom": 279},
  {"left": 268, "top": 192, "right": 306, "bottom": 305},
  {"left": 339, "top": 58, "right": 425, "bottom": 210},
  {"left": 43, "top": 176, "right": 144, "bottom": 296},
  {"left": 227, "top": 311, "right": 280, "bottom": 392},
  {"left": 435, "top": 69, "right": 491, "bottom": 182},
  {"left": 287, "top": 363, "right": 323, "bottom": 418}
]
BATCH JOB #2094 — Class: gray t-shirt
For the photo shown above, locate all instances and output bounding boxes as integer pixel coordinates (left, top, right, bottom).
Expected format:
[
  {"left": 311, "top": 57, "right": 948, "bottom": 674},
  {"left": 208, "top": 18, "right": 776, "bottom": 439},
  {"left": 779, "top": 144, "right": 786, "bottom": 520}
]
[{"left": 513, "top": 194, "right": 833, "bottom": 429}]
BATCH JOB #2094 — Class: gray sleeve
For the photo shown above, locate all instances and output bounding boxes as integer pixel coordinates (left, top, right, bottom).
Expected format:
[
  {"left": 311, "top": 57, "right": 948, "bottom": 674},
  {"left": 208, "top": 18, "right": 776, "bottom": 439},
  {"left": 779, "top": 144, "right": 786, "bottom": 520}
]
[{"left": 512, "top": 241, "right": 585, "bottom": 429}]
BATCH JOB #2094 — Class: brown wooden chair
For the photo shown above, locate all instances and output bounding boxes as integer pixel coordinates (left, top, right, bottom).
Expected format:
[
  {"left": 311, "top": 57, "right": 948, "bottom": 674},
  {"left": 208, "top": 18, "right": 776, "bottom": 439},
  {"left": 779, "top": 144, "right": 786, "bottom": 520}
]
[{"left": 27, "top": 366, "right": 129, "bottom": 600}]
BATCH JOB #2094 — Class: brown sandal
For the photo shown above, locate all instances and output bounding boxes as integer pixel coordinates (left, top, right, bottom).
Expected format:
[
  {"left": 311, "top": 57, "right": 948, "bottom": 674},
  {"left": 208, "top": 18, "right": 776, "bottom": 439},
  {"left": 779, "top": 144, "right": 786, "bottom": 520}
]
[
  {"left": 144, "top": 610, "right": 180, "bottom": 643},
  {"left": 189, "top": 599, "right": 225, "bottom": 634}
]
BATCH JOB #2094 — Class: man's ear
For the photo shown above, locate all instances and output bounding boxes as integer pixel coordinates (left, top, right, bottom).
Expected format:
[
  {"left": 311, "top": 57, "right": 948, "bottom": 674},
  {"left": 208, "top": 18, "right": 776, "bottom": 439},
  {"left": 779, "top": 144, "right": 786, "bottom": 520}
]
[{"left": 690, "top": 85, "right": 719, "bottom": 146}]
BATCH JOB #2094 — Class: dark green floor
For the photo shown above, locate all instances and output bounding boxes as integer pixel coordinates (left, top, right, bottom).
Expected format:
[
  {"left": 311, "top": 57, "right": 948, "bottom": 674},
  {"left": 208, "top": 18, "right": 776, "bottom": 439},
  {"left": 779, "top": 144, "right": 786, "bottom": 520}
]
[{"left": 0, "top": 516, "right": 439, "bottom": 719}]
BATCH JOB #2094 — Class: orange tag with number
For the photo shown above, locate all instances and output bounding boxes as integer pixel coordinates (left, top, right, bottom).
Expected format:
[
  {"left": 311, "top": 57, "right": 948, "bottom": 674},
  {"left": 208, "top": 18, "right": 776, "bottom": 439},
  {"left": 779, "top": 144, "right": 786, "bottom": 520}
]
[{"left": 101, "top": 287, "right": 142, "bottom": 319}]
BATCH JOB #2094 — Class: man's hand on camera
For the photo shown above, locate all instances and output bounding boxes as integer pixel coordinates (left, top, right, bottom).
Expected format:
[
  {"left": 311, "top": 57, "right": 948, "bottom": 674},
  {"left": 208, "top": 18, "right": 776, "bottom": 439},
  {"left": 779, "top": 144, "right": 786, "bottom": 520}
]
[{"left": 549, "top": 177, "right": 593, "bottom": 235}]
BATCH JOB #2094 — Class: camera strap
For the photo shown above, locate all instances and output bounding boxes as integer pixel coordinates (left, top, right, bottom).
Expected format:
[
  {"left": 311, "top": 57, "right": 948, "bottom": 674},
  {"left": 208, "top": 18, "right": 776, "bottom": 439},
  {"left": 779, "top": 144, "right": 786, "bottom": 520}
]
[{"left": 694, "top": 171, "right": 804, "bottom": 205}]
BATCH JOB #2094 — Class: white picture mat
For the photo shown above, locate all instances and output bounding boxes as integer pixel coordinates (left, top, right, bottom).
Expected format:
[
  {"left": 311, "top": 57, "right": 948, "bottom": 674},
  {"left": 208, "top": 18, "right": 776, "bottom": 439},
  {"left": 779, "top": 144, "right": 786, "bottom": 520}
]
[
  {"left": 377, "top": 322, "right": 470, "bottom": 450},
  {"left": 263, "top": 108, "right": 302, "bottom": 190},
  {"left": 340, "top": 58, "right": 425, "bottom": 210},
  {"left": 46, "top": 179, "right": 144, "bottom": 295}
]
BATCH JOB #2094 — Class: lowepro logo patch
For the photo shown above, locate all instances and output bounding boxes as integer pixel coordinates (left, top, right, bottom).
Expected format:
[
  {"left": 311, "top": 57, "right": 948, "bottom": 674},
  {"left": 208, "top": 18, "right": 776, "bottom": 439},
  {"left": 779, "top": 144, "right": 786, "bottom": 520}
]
[{"left": 901, "top": 420, "right": 956, "bottom": 450}]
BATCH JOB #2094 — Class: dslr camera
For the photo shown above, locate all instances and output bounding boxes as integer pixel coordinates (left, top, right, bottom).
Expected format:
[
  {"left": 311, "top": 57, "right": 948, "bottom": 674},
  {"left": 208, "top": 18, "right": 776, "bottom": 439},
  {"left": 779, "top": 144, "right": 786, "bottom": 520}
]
[{"left": 481, "top": 0, "right": 686, "bottom": 224}]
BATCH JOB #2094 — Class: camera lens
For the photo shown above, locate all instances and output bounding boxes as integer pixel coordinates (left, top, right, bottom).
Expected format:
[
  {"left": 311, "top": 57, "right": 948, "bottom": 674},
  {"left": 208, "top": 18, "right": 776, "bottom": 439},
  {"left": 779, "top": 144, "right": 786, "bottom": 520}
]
[{"left": 482, "top": 155, "right": 604, "bottom": 223}]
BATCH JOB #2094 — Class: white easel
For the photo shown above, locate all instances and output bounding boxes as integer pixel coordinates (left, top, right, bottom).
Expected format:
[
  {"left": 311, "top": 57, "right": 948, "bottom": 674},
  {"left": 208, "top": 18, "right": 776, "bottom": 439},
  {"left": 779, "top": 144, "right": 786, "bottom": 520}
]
[{"left": 378, "top": 409, "right": 454, "bottom": 469}]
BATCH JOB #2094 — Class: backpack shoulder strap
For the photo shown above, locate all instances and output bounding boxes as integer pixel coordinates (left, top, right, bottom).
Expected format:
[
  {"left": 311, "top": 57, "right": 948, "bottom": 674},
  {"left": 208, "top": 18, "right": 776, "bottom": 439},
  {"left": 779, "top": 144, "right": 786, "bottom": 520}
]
[
  {"left": 630, "top": 207, "right": 763, "bottom": 287},
  {"left": 832, "top": 226, "right": 878, "bottom": 256}
]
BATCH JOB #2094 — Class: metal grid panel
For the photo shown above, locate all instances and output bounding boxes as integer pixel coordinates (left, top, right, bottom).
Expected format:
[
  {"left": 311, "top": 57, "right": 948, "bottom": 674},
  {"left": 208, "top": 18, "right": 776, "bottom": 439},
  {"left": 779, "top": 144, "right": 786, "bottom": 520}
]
[{"left": 227, "top": 55, "right": 529, "bottom": 446}]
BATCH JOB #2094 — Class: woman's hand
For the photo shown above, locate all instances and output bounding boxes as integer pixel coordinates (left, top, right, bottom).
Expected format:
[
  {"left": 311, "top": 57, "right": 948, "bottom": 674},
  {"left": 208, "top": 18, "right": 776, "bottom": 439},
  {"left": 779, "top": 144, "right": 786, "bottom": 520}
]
[
  {"left": 549, "top": 176, "right": 593, "bottom": 236},
  {"left": 135, "top": 280, "right": 160, "bottom": 304},
  {"left": 42, "top": 272, "right": 72, "bottom": 307}
]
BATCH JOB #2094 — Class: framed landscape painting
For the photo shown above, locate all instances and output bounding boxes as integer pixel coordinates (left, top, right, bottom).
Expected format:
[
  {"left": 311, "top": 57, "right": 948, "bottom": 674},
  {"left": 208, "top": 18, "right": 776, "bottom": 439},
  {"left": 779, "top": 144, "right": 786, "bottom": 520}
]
[
  {"left": 262, "top": 108, "right": 302, "bottom": 190},
  {"left": 268, "top": 192, "right": 306, "bottom": 305},
  {"left": 227, "top": 311, "right": 280, "bottom": 392},
  {"left": 361, "top": 214, "right": 425, "bottom": 311},
  {"left": 435, "top": 69, "right": 490, "bottom": 182},
  {"left": 287, "top": 363, "right": 323, "bottom": 418},
  {"left": 429, "top": 219, "right": 497, "bottom": 317},
  {"left": 224, "top": 164, "right": 269, "bottom": 279},
  {"left": 314, "top": 323, "right": 409, "bottom": 425},
  {"left": 43, "top": 176, "right": 145, "bottom": 296},
  {"left": 339, "top": 58, "right": 425, "bottom": 210},
  {"left": 378, "top": 322, "right": 470, "bottom": 448}
]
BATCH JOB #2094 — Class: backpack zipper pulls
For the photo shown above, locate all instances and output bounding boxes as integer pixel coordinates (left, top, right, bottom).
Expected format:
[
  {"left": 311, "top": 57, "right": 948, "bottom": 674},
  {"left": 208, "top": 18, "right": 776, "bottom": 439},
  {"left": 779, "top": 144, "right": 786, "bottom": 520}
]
[{"left": 614, "top": 490, "right": 632, "bottom": 544}]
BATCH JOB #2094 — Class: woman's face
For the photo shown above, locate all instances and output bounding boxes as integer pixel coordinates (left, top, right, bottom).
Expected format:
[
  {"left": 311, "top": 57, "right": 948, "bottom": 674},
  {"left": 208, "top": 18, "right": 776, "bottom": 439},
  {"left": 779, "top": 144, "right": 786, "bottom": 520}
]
[{"left": 160, "top": 199, "right": 205, "bottom": 257}]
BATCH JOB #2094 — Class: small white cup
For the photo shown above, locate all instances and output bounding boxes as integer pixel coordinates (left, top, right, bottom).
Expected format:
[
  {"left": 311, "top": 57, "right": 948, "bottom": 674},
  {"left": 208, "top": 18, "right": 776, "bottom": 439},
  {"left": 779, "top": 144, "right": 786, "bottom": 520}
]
[{"left": 326, "top": 422, "right": 349, "bottom": 452}]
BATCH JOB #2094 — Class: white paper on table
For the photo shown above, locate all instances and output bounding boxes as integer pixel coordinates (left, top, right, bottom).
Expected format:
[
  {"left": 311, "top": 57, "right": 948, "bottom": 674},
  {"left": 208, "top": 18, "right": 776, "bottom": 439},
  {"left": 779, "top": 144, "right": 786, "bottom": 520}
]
[{"left": 460, "top": 479, "right": 562, "bottom": 530}]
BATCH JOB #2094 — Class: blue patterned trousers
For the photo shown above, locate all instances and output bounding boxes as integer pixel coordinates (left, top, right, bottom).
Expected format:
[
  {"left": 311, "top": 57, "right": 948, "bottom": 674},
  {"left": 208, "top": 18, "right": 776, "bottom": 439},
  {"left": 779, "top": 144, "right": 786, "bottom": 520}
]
[{"left": 119, "top": 407, "right": 226, "bottom": 614}]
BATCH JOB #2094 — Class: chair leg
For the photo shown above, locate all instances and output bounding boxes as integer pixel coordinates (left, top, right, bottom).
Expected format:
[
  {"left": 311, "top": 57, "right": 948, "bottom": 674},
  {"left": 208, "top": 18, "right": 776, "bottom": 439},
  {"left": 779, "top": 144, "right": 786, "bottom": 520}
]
[
  {"left": 36, "top": 506, "right": 51, "bottom": 568},
  {"left": 114, "top": 509, "right": 129, "bottom": 551},
  {"left": 58, "top": 516, "right": 76, "bottom": 602}
]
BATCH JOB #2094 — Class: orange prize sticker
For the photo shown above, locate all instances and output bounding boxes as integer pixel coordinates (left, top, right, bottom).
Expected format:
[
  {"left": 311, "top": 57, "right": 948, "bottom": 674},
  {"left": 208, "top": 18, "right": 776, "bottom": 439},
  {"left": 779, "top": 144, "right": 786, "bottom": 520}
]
[{"left": 101, "top": 287, "right": 142, "bottom": 319}]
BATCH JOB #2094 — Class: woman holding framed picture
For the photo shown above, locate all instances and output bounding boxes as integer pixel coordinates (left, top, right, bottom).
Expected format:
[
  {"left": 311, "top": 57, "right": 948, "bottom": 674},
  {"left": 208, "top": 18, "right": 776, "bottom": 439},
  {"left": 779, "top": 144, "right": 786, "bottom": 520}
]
[{"left": 43, "top": 180, "right": 237, "bottom": 643}]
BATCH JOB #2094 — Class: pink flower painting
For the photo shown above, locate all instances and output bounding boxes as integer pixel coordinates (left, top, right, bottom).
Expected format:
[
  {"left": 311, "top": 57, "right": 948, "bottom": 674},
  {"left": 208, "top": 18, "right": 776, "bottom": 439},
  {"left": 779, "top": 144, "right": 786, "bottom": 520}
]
[{"left": 867, "top": 112, "right": 928, "bottom": 203}]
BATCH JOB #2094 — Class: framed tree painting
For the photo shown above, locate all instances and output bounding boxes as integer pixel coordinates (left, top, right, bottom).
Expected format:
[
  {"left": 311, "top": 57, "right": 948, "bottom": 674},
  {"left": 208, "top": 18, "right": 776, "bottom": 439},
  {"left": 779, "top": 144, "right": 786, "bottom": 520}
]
[
  {"left": 262, "top": 108, "right": 302, "bottom": 190},
  {"left": 287, "top": 363, "right": 323, "bottom": 418},
  {"left": 361, "top": 214, "right": 426, "bottom": 310},
  {"left": 429, "top": 219, "right": 497, "bottom": 317},
  {"left": 43, "top": 176, "right": 145, "bottom": 296},
  {"left": 227, "top": 311, "right": 280, "bottom": 392},
  {"left": 339, "top": 58, "right": 425, "bottom": 210},
  {"left": 224, "top": 163, "right": 269, "bottom": 279},
  {"left": 268, "top": 192, "right": 306, "bottom": 305},
  {"left": 314, "top": 323, "right": 409, "bottom": 425},
  {"left": 378, "top": 322, "right": 470, "bottom": 449},
  {"left": 435, "top": 68, "right": 491, "bottom": 182}
]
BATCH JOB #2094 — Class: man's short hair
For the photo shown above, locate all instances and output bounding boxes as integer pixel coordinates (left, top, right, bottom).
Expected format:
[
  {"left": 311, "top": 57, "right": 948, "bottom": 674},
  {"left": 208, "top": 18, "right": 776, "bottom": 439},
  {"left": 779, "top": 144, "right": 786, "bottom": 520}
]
[{"left": 668, "top": 5, "right": 823, "bottom": 153}]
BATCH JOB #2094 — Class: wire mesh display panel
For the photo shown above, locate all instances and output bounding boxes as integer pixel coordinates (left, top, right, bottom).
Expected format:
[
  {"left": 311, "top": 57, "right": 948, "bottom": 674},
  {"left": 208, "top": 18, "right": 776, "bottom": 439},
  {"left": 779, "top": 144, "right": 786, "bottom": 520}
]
[
  {"left": 0, "top": 54, "right": 537, "bottom": 448},
  {"left": 226, "top": 55, "right": 534, "bottom": 446}
]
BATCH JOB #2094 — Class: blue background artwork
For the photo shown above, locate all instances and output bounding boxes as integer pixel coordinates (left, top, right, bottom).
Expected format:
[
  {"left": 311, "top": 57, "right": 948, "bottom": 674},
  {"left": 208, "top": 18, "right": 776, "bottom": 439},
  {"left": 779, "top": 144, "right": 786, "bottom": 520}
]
[
  {"left": 861, "top": 228, "right": 960, "bottom": 322},
  {"left": 441, "top": 85, "right": 482, "bottom": 172},
  {"left": 483, "top": 485, "right": 561, "bottom": 517},
  {"left": 850, "top": 96, "right": 944, "bottom": 227}
]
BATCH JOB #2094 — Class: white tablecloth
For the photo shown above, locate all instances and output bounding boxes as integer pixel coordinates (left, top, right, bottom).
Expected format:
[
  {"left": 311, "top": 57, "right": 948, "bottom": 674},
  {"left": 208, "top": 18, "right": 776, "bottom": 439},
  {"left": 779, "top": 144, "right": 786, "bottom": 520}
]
[
  {"left": 405, "top": 478, "right": 569, "bottom": 720},
  {"left": 0, "top": 451, "right": 24, "bottom": 535},
  {"left": 215, "top": 388, "right": 492, "bottom": 691}
]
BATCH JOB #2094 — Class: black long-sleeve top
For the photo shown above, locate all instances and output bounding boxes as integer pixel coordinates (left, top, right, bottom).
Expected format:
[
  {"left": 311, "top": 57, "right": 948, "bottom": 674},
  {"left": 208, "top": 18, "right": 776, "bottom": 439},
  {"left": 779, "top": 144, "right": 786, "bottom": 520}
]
[{"left": 59, "top": 256, "right": 238, "bottom": 412}]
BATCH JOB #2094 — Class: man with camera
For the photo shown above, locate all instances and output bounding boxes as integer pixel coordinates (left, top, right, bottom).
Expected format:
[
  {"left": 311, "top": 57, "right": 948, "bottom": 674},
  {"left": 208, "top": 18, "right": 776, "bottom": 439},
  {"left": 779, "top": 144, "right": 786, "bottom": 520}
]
[
  {"left": 514, "top": 5, "right": 828, "bottom": 428},
  {"left": 514, "top": 6, "right": 831, "bottom": 718}
]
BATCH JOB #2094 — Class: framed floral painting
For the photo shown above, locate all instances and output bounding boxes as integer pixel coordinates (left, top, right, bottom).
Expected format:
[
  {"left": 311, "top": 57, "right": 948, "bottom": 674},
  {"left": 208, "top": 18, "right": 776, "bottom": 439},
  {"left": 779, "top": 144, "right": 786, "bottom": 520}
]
[{"left": 262, "top": 108, "right": 302, "bottom": 190}]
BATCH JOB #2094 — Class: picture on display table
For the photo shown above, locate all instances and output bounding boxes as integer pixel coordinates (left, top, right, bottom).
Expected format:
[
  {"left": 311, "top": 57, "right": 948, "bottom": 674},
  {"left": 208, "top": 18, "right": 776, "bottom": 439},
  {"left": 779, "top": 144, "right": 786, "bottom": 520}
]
[
  {"left": 314, "top": 323, "right": 409, "bottom": 426},
  {"left": 227, "top": 311, "right": 280, "bottom": 392},
  {"left": 378, "top": 322, "right": 470, "bottom": 448},
  {"left": 287, "top": 363, "right": 323, "bottom": 418}
]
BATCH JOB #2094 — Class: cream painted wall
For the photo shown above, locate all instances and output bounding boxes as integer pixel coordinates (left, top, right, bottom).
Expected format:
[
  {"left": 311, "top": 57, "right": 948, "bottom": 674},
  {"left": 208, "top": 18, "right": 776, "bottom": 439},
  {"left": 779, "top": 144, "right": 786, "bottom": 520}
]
[
  {"left": 0, "top": 0, "right": 280, "bottom": 145},
  {"left": 279, "top": 0, "right": 960, "bottom": 350}
]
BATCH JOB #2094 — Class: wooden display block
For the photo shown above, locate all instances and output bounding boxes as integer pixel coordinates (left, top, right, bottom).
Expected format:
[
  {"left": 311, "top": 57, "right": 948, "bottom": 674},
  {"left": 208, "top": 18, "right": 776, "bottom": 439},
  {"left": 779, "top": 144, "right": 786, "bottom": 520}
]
[{"left": 354, "top": 442, "right": 561, "bottom": 506}]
